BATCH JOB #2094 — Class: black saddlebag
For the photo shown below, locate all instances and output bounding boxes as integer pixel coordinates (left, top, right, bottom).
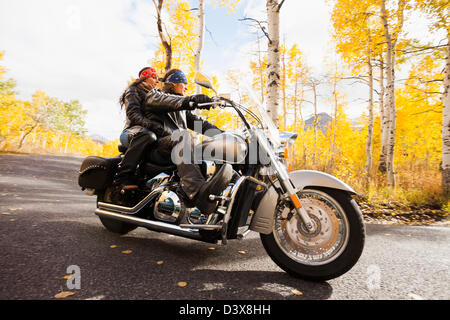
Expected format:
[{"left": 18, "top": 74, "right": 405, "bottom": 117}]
[{"left": 78, "top": 156, "right": 121, "bottom": 190}]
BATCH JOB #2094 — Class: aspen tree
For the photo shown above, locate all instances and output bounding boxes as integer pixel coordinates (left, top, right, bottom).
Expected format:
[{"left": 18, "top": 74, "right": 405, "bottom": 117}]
[
  {"left": 379, "top": 0, "right": 408, "bottom": 187},
  {"left": 266, "top": 0, "right": 284, "bottom": 128},
  {"left": 414, "top": 0, "right": 449, "bottom": 195}
]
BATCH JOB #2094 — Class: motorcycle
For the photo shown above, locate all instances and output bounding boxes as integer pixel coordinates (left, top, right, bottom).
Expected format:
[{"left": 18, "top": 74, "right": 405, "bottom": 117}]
[{"left": 78, "top": 73, "right": 365, "bottom": 281}]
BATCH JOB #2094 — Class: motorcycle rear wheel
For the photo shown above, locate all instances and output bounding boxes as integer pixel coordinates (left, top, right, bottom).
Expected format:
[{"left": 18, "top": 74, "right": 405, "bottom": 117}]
[
  {"left": 97, "top": 187, "right": 138, "bottom": 235},
  {"left": 260, "top": 188, "right": 365, "bottom": 281}
]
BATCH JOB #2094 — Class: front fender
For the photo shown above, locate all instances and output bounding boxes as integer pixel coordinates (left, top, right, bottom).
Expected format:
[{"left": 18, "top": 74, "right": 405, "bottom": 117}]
[{"left": 249, "top": 170, "right": 356, "bottom": 234}]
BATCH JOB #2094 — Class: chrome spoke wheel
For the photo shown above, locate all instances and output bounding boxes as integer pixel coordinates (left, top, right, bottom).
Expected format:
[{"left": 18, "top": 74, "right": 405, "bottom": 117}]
[{"left": 273, "top": 189, "right": 350, "bottom": 266}]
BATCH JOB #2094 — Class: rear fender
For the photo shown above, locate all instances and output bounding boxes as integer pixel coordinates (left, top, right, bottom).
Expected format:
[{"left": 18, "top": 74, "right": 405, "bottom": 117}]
[{"left": 249, "top": 170, "right": 356, "bottom": 234}]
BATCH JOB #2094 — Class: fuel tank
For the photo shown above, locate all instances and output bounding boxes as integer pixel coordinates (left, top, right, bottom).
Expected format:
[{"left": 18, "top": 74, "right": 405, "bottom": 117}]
[{"left": 198, "top": 132, "right": 247, "bottom": 164}]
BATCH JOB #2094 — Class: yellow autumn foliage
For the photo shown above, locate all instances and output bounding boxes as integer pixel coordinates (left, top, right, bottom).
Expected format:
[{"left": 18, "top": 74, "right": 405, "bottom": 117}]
[{"left": 0, "top": 0, "right": 447, "bottom": 210}]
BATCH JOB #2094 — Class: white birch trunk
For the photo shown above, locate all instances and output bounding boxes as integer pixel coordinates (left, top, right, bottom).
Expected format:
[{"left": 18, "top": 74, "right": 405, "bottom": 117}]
[
  {"left": 294, "top": 76, "right": 298, "bottom": 125},
  {"left": 266, "top": 0, "right": 280, "bottom": 128},
  {"left": 64, "top": 134, "right": 71, "bottom": 154},
  {"left": 153, "top": 0, "right": 172, "bottom": 72},
  {"left": 330, "top": 70, "right": 338, "bottom": 173},
  {"left": 365, "top": 55, "right": 374, "bottom": 181},
  {"left": 42, "top": 134, "right": 47, "bottom": 149},
  {"left": 380, "top": 0, "right": 396, "bottom": 186},
  {"left": 257, "top": 33, "right": 265, "bottom": 103},
  {"left": 378, "top": 56, "right": 388, "bottom": 173},
  {"left": 195, "top": 0, "right": 205, "bottom": 95},
  {"left": 312, "top": 82, "right": 318, "bottom": 165},
  {"left": 442, "top": 33, "right": 450, "bottom": 196},
  {"left": 281, "top": 45, "right": 287, "bottom": 130},
  {"left": 386, "top": 49, "right": 397, "bottom": 187}
]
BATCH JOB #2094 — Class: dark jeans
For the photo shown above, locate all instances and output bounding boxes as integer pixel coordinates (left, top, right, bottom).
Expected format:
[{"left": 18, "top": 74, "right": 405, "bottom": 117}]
[
  {"left": 115, "top": 127, "right": 155, "bottom": 184},
  {"left": 116, "top": 129, "right": 205, "bottom": 200},
  {"left": 153, "top": 134, "right": 205, "bottom": 200}
]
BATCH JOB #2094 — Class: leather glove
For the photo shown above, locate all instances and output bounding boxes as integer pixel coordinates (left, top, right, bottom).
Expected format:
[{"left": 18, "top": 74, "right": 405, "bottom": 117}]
[
  {"left": 153, "top": 125, "right": 170, "bottom": 138},
  {"left": 189, "top": 94, "right": 213, "bottom": 109}
]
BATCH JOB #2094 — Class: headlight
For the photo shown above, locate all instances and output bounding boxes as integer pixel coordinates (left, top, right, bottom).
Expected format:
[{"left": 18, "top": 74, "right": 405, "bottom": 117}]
[
  {"left": 278, "top": 131, "right": 297, "bottom": 171},
  {"left": 279, "top": 131, "right": 298, "bottom": 147}
]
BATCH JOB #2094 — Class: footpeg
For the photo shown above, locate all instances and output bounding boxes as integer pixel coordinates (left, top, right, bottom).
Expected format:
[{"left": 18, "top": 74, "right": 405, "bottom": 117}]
[
  {"left": 120, "top": 185, "right": 139, "bottom": 194},
  {"left": 208, "top": 195, "right": 231, "bottom": 201}
]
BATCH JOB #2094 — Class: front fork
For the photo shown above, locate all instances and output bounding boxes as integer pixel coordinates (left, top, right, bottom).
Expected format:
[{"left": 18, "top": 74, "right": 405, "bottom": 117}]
[
  {"left": 279, "top": 175, "right": 315, "bottom": 232},
  {"left": 269, "top": 154, "right": 314, "bottom": 232},
  {"left": 254, "top": 128, "right": 314, "bottom": 232}
]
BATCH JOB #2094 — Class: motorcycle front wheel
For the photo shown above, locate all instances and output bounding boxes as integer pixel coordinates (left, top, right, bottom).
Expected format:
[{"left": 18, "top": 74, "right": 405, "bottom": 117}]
[{"left": 260, "top": 188, "right": 365, "bottom": 281}]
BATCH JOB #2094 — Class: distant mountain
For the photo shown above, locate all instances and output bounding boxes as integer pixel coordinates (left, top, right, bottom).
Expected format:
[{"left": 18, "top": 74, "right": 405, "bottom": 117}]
[
  {"left": 302, "top": 113, "right": 365, "bottom": 132},
  {"left": 90, "top": 134, "right": 109, "bottom": 145},
  {"left": 304, "top": 112, "right": 332, "bottom": 133},
  {"left": 350, "top": 117, "right": 365, "bottom": 129}
]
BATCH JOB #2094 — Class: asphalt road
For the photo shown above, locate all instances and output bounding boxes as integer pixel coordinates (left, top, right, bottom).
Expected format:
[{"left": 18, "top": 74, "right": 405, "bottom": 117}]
[{"left": 0, "top": 153, "right": 448, "bottom": 301}]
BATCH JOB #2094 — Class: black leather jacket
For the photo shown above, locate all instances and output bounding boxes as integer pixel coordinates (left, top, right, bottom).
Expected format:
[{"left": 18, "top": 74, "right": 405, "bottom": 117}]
[
  {"left": 142, "top": 88, "right": 223, "bottom": 138},
  {"left": 122, "top": 85, "right": 165, "bottom": 135}
]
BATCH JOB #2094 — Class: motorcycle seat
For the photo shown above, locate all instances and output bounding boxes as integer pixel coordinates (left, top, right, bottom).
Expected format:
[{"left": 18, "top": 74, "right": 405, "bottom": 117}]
[
  {"left": 144, "top": 148, "right": 176, "bottom": 177},
  {"left": 144, "top": 162, "right": 176, "bottom": 178},
  {"left": 117, "top": 129, "right": 176, "bottom": 176}
]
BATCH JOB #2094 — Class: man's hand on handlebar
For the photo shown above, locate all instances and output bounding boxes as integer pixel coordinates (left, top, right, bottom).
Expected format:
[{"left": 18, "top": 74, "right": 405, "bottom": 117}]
[{"left": 189, "top": 94, "right": 214, "bottom": 110}]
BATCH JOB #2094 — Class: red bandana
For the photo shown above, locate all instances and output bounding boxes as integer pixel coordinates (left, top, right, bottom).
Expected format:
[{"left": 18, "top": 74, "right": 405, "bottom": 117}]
[{"left": 139, "top": 67, "right": 158, "bottom": 79}]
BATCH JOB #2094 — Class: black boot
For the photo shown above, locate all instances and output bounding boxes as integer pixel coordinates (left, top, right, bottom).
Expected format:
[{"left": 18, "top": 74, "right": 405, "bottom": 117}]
[
  {"left": 113, "top": 130, "right": 154, "bottom": 190},
  {"left": 193, "top": 164, "right": 234, "bottom": 215}
]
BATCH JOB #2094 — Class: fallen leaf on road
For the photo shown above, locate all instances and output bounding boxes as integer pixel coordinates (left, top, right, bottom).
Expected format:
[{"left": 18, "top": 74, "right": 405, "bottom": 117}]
[
  {"left": 10, "top": 219, "right": 15, "bottom": 222},
  {"left": 85, "top": 295, "right": 105, "bottom": 300},
  {"left": 121, "top": 250, "right": 132, "bottom": 254},
  {"left": 110, "top": 245, "right": 118, "bottom": 248},
  {"left": 177, "top": 282, "right": 187, "bottom": 287},
  {"left": 156, "top": 260, "right": 164, "bottom": 265},
  {"left": 54, "top": 291, "right": 75, "bottom": 299},
  {"left": 408, "top": 293, "right": 424, "bottom": 300},
  {"left": 238, "top": 250, "right": 247, "bottom": 254},
  {"left": 291, "top": 289, "right": 303, "bottom": 296},
  {"left": 208, "top": 247, "right": 216, "bottom": 250},
  {"left": 63, "top": 275, "right": 72, "bottom": 280},
  {"left": 1, "top": 212, "right": 10, "bottom": 215}
]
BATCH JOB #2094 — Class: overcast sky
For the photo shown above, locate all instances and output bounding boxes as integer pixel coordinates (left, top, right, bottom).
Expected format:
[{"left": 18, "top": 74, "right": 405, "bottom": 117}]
[{"left": 0, "top": 0, "right": 438, "bottom": 140}]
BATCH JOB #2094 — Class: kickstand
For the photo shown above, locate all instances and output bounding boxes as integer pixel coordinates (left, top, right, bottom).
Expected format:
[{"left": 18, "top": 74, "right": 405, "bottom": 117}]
[{"left": 221, "top": 222, "right": 228, "bottom": 245}]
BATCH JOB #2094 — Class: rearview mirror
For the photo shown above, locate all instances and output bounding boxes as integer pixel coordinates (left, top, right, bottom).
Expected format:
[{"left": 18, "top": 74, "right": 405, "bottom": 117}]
[{"left": 194, "top": 72, "right": 216, "bottom": 94}]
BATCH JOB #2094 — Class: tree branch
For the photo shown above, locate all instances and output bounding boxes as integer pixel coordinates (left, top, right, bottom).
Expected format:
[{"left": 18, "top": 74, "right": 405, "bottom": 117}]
[
  {"left": 397, "top": 44, "right": 447, "bottom": 55},
  {"left": 239, "top": 17, "right": 271, "bottom": 43},
  {"left": 411, "top": 109, "right": 442, "bottom": 115},
  {"left": 405, "top": 83, "right": 443, "bottom": 95},
  {"left": 205, "top": 25, "right": 218, "bottom": 46},
  {"left": 152, "top": 0, "right": 172, "bottom": 71},
  {"left": 277, "top": 0, "right": 286, "bottom": 12}
]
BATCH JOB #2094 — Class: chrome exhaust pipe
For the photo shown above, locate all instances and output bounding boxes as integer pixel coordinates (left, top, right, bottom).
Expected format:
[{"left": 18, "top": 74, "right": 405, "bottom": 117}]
[
  {"left": 95, "top": 209, "right": 207, "bottom": 242},
  {"left": 97, "top": 188, "right": 161, "bottom": 214}
]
